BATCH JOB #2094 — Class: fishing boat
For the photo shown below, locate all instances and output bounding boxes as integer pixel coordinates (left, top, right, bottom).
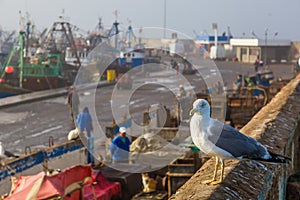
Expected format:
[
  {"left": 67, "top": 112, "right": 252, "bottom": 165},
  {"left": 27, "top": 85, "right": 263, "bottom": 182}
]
[
  {"left": 0, "top": 30, "right": 67, "bottom": 98},
  {"left": 0, "top": 17, "right": 89, "bottom": 98}
]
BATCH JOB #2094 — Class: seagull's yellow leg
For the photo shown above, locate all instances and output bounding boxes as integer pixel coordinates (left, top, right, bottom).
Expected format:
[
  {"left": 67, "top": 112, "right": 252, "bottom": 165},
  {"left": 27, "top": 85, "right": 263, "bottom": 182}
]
[
  {"left": 211, "top": 159, "right": 225, "bottom": 185},
  {"left": 202, "top": 156, "right": 220, "bottom": 184}
]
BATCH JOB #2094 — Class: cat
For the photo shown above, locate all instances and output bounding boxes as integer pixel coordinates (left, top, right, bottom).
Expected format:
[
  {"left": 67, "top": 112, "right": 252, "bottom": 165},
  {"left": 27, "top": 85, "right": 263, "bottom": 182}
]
[
  {"left": 142, "top": 173, "right": 156, "bottom": 193},
  {"left": 46, "top": 168, "right": 61, "bottom": 176}
]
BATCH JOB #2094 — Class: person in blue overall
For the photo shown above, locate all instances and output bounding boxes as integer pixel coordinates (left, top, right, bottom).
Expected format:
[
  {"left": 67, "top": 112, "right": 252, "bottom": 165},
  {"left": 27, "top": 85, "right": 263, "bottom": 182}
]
[
  {"left": 110, "top": 127, "right": 131, "bottom": 163},
  {"left": 77, "top": 107, "right": 94, "bottom": 164}
]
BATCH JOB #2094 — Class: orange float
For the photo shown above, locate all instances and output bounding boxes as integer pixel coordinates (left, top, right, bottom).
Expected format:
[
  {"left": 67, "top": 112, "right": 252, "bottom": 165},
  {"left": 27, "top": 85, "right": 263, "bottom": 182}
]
[{"left": 5, "top": 66, "right": 14, "bottom": 73}]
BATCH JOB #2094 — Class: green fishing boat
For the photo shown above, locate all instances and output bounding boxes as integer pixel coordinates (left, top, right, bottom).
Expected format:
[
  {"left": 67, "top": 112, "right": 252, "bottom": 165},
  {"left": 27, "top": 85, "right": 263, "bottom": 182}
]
[{"left": 0, "top": 30, "right": 68, "bottom": 98}]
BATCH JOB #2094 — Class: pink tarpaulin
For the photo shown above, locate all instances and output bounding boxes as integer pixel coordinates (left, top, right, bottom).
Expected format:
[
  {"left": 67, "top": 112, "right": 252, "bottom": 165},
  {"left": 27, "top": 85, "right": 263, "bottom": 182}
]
[{"left": 5, "top": 165, "right": 121, "bottom": 200}]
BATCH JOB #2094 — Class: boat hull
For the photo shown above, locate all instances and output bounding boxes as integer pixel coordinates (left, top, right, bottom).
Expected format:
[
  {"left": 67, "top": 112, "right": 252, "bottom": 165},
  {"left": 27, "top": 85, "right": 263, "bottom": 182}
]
[
  {"left": 21, "top": 76, "right": 66, "bottom": 91},
  {"left": 0, "top": 76, "right": 66, "bottom": 98},
  {"left": 0, "top": 84, "right": 30, "bottom": 98}
]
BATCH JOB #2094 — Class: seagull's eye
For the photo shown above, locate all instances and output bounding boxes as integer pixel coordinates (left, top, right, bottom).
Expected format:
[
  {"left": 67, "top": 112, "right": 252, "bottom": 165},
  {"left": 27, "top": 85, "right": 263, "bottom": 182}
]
[{"left": 201, "top": 103, "right": 205, "bottom": 108}]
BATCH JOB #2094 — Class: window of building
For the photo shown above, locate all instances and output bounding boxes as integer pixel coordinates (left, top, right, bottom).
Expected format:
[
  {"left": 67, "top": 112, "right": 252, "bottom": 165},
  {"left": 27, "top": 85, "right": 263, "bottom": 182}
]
[
  {"left": 241, "top": 48, "right": 247, "bottom": 55},
  {"left": 250, "top": 49, "right": 260, "bottom": 56}
]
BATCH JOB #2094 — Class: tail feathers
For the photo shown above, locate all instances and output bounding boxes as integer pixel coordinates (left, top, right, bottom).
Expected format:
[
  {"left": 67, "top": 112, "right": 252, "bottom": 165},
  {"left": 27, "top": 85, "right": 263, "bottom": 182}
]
[{"left": 265, "top": 152, "right": 291, "bottom": 163}]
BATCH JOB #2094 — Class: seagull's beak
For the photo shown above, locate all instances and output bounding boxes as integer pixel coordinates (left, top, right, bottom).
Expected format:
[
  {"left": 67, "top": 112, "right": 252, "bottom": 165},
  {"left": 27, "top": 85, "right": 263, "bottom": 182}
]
[{"left": 190, "top": 108, "right": 197, "bottom": 116}]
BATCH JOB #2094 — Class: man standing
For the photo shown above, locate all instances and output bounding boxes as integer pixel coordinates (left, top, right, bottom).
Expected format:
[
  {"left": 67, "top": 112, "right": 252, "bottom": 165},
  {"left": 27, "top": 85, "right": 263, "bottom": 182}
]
[
  {"left": 77, "top": 107, "right": 93, "bottom": 136},
  {"left": 76, "top": 107, "right": 94, "bottom": 164},
  {"left": 110, "top": 127, "right": 131, "bottom": 163},
  {"left": 177, "top": 84, "right": 187, "bottom": 98},
  {"left": 254, "top": 56, "right": 263, "bottom": 72},
  {"left": 67, "top": 85, "right": 79, "bottom": 122}
]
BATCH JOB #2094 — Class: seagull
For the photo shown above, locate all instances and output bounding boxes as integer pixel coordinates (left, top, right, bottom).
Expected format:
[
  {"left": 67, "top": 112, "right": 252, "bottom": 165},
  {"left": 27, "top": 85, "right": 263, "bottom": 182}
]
[{"left": 189, "top": 99, "right": 290, "bottom": 185}]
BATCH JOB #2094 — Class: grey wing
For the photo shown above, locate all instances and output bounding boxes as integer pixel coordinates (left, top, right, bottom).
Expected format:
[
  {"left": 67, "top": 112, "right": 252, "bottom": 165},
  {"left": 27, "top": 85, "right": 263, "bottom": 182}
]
[{"left": 208, "top": 119, "right": 268, "bottom": 159}]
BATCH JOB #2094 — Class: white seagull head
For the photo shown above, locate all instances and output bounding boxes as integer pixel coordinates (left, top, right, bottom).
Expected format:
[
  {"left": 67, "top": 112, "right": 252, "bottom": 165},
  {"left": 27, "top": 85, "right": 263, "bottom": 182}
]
[{"left": 190, "top": 99, "right": 210, "bottom": 116}]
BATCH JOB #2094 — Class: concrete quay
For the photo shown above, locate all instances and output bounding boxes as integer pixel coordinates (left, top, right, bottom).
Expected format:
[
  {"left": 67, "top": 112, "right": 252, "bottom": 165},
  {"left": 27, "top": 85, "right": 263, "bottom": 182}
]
[{"left": 0, "top": 81, "right": 115, "bottom": 108}]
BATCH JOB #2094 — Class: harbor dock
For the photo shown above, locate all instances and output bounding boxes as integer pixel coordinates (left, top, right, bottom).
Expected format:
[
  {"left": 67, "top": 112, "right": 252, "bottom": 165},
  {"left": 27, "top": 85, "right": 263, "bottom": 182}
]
[{"left": 0, "top": 61, "right": 296, "bottom": 199}]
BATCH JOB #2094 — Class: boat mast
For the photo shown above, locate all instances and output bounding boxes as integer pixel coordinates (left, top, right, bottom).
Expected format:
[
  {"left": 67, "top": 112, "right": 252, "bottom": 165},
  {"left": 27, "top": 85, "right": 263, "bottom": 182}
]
[
  {"left": 24, "top": 12, "right": 31, "bottom": 58},
  {"left": 19, "top": 31, "right": 24, "bottom": 88},
  {"left": 126, "top": 20, "right": 136, "bottom": 48},
  {"left": 18, "top": 11, "right": 26, "bottom": 88},
  {"left": 108, "top": 10, "right": 119, "bottom": 49}
]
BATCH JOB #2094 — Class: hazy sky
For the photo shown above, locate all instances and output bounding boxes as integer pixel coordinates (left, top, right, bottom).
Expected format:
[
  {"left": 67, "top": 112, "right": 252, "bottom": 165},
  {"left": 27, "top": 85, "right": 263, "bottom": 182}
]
[{"left": 0, "top": 0, "right": 299, "bottom": 41}]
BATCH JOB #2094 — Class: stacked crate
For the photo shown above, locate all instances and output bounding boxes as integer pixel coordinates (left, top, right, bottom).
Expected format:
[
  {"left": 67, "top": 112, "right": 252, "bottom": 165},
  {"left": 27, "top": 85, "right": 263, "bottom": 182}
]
[{"left": 166, "top": 153, "right": 201, "bottom": 197}]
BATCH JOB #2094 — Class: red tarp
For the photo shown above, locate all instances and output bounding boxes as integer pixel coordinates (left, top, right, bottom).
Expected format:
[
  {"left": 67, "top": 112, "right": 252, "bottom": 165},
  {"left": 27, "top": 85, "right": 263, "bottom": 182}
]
[{"left": 5, "top": 165, "right": 121, "bottom": 200}]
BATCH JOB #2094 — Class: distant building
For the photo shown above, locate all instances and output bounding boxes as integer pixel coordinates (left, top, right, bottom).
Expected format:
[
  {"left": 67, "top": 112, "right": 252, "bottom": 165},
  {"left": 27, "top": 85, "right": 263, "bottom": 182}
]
[
  {"left": 230, "top": 38, "right": 291, "bottom": 64},
  {"left": 195, "top": 35, "right": 234, "bottom": 60},
  {"left": 196, "top": 35, "right": 231, "bottom": 50}
]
